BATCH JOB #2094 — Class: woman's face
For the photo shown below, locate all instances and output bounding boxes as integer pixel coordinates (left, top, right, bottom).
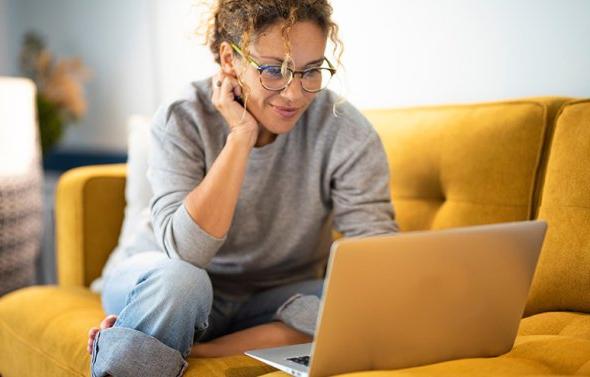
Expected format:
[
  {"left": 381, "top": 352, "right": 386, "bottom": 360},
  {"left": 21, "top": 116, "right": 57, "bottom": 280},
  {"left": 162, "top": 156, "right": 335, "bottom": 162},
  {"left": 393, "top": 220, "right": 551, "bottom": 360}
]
[{"left": 226, "top": 21, "right": 328, "bottom": 135}]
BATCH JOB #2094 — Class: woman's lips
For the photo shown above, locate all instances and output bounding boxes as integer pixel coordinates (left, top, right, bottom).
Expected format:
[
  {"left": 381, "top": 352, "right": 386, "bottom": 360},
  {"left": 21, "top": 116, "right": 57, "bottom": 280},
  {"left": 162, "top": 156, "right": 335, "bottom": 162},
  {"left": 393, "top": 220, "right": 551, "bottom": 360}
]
[{"left": 272, "top": 105, "right": 299, "bottom": 119}]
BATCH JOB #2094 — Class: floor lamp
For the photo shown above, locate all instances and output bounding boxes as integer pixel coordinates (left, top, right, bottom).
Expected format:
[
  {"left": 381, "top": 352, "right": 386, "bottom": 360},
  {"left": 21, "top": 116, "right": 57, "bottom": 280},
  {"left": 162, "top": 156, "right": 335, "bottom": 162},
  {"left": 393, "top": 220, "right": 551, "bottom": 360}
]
[{"left": 0, "top": 77, "right": 43, "bottom": 296}]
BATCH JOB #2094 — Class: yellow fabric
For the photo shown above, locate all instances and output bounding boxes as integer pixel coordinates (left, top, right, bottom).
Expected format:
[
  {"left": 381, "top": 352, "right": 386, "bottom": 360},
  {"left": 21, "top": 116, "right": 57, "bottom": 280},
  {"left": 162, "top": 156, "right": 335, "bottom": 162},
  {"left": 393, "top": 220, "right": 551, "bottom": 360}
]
[
  {"left": 0, "top": 286, "right": 104, "bottom": 377},
  {"left": 364, "top": 98, "right": 568, "bottom": 232},
  {"left": 525, "top": 100, "right": 590, "bottom": 316},
  {"left": 260, "top": 312, "right": 590, "bottom": 377},
  {"left": 0, "top": 286, "right": 275, "bottom": 377},
  {"left": 56, "top": 164, "right": 127, "bottom": 287},
  {"left": 526, "top": 98, "right": 572, "bottom": 219}
]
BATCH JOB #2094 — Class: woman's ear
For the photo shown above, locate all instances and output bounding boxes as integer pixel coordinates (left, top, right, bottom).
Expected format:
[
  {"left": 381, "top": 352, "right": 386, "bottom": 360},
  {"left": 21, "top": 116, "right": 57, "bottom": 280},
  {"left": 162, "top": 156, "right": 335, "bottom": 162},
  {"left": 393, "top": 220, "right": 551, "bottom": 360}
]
[{"left": 219, "top": 42, "right": 237, "bottom": 77}]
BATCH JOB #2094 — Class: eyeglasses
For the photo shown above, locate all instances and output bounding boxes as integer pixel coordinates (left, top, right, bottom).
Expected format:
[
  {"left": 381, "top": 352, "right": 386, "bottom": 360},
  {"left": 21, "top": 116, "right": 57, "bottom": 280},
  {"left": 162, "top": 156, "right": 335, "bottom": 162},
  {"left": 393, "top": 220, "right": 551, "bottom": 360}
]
[{"left": 230, "top": 42, "right": 336, "bottom": 93}]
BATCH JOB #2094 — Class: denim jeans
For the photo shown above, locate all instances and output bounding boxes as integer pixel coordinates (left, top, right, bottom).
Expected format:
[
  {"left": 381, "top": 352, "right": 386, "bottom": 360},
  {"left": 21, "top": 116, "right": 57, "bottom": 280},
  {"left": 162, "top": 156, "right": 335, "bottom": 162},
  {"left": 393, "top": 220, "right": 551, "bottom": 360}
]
[{"left": 91, "top": 252, "right": 323, "bottom": 377}]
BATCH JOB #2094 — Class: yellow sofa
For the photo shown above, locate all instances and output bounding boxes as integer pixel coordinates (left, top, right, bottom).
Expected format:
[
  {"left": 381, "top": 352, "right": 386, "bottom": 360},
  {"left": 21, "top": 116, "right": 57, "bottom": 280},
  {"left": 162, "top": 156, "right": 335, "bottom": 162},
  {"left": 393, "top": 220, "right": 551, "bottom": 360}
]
[{"left": 2, "top": 97, "right": 590, "bottom": 377}]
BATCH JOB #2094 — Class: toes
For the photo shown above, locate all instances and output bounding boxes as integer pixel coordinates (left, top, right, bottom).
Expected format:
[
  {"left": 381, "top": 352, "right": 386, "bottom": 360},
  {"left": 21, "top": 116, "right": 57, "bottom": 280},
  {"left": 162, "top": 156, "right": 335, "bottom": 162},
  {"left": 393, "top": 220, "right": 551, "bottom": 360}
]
[
  {"left": 87, "top": 335, "right": 95, "bottom": 354},
  {"left": 100, "top": 315, "right": 117, "bottom": 329},
  {"left": 87, "top": 315, "right": 118, "bottom": 355},
  {"left": 89, "top": 328, "right": 99, "bottom": 341},
  {"left": 88, "top": 327, "right": 99, "bottom": 337},
  {"left": 106, "top": 314, "right": 117, "bottom": 325},
  {"left": 87, "top": 328, "right": 99, "bottom": 355}
]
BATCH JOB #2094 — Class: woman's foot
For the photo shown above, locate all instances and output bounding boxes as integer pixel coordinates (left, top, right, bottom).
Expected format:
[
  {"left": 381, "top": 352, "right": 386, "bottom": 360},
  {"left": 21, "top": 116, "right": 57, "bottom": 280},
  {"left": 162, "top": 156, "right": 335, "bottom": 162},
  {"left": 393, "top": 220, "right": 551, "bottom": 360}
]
[
  {"left": 87, "top": 314, "right": 117, "bottom": 354},
  {"left": 190, "top": 321, "right": 312, "bottom": 358}
]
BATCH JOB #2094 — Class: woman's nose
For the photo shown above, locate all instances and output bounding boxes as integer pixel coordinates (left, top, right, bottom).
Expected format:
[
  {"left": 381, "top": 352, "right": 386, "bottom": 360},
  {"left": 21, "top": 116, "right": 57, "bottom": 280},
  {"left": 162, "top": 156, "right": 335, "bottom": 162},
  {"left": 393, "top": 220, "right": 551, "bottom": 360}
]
[{"left": 280, "top": 76, "right": 305, "bottom": 101}]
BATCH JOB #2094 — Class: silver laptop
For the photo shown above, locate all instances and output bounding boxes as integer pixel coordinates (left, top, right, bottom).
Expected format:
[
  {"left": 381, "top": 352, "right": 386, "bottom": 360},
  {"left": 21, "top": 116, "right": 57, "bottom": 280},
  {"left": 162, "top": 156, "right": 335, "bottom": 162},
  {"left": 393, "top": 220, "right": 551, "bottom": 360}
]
[{"left": 245, "top": 220, "right": 547, "bottom": 377}]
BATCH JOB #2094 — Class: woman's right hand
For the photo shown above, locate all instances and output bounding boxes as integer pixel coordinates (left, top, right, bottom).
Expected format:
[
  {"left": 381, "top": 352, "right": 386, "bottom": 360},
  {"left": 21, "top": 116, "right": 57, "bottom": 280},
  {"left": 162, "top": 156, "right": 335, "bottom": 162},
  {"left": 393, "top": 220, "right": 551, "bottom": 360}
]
[{"left": 211, "top": 72, "right": 259, "bottom": 149}]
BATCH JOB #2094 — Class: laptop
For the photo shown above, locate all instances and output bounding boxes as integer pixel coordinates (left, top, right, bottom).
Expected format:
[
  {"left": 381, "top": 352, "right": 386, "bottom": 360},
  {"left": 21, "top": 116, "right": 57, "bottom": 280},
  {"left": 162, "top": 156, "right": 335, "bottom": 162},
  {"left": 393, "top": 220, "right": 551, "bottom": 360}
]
[{"left": 245, "top": 220, "right": 547, "bottom": 377}]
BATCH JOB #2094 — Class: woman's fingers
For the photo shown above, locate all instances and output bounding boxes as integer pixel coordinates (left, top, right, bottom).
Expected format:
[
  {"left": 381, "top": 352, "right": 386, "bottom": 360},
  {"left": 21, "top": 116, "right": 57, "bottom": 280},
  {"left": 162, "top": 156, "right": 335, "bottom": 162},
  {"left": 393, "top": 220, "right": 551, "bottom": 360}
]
[
  {"left": 211, "top": 71, "right": 258, "bottom": 147},
  {"left": 233, "top": 81, "right": 242, "bottom": 98},
  {"left": 212, "top": 72, "right": 236, "bottom": 102},
  {"left": 214, "top": 74, "right": 255, "bottom": 126},
  {"left": 219, "top": 74, "right": 240, "bottom": 103},
  {"left": 211, "top": 72, "right": 223, "bottom": 103}
]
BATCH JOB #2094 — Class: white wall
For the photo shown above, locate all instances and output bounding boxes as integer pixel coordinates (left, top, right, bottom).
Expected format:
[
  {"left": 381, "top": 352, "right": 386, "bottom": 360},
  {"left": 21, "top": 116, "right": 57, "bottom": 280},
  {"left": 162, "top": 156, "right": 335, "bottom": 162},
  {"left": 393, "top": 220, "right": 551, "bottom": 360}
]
[
  {"left": 0, "top": 0, "right": 15, "bottom": 75},
  {"left": 332, "top": 0, "right": 590, "bottom": 109},
  {"left": 150, "top": 0, "right": 218, "bottom": 103},
  {"left": 1, "top": 0, "right": 589, "bottom": 152},
  {"left": 1, "top": 0, "right": 159, "bottom": 152}
]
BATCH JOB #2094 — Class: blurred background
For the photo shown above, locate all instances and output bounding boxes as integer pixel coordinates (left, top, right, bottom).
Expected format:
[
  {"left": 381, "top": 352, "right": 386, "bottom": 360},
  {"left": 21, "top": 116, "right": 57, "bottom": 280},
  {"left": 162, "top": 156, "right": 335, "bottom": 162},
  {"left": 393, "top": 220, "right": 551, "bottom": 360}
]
[
  {"left": 2, "top": 0, "right": 590, "bottom": 153},
  {"left": 0, "top": 0, "right": 589, "bottom": 288}
]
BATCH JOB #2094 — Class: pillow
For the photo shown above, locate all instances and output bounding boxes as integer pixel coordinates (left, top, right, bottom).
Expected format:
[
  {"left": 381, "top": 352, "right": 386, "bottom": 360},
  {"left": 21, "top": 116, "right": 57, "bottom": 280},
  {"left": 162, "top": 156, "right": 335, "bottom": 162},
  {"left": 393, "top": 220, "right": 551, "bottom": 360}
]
[
  {"left": 89, "top": 114, "right": 152, "bottom": 292},
  {"left": 118, "top": 114, "right": 153, "bottom": 243}
]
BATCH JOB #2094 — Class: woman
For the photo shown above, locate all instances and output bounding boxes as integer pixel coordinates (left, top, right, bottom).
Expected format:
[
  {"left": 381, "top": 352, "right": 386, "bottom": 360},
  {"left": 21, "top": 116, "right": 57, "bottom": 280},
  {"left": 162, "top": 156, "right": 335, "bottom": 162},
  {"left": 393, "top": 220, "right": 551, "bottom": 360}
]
[{"left": 89, "top": 0, "right": 398, "bottom": 376}]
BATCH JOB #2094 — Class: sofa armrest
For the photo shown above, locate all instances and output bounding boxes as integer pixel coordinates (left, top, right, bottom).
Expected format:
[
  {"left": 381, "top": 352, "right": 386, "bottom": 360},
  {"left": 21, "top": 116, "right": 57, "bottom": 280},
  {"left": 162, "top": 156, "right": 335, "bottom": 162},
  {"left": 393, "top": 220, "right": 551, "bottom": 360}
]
[{"left": 56, "top": 164, "right": 127, "bottom": 287}]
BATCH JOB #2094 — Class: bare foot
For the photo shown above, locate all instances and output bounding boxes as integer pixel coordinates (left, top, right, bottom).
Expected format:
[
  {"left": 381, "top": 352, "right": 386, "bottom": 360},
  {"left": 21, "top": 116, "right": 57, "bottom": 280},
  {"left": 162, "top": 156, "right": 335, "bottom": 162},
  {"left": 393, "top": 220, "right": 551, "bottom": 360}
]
[
  {"left": 87, "top": 314, "right": 117, "bottom": 354},
  {"left": 190, "top": 322, "right": 312, "bottom": 358}
]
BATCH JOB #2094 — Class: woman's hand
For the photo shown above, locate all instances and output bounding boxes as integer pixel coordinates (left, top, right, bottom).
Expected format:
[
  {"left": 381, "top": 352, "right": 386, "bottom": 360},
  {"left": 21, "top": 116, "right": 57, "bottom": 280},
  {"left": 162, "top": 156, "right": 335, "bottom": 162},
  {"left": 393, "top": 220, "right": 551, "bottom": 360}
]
[{"left": 211, "top": 72, "right": 259, "bottom": 149}]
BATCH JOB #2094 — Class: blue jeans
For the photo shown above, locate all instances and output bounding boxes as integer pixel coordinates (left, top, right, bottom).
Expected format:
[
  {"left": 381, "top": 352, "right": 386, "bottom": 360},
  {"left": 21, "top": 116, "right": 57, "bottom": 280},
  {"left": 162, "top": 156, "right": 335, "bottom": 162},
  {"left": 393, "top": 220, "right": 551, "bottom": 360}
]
[{"left": 91, "top": 252, "right": 323, "bottom": 377}]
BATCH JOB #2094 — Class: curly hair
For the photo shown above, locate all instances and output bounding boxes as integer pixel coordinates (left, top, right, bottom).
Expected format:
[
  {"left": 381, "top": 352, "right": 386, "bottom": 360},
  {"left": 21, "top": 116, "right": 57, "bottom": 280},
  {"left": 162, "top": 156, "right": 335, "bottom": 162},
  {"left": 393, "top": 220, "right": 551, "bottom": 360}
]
[
  {"left": 196, "top": 0, "right": 344, "bottom": 115},
  {"left": 201, "top": 0, "right": 342, "bottom": 71}
]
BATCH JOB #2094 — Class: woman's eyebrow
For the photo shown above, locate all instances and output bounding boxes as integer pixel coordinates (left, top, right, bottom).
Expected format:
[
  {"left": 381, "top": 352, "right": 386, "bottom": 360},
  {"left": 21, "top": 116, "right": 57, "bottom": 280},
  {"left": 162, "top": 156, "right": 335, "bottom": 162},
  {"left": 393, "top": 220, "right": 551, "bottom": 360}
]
[{"left": 258, "top": 56, "right": 325, "bottom": 67}]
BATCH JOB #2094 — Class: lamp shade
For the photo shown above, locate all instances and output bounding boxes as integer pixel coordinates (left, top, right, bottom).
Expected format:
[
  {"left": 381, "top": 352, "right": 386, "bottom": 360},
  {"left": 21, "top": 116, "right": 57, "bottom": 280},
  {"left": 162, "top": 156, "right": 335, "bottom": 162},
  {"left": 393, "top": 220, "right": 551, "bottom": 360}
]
[{"left": 0, "top": 77, "right": 43, "bottom": 295}]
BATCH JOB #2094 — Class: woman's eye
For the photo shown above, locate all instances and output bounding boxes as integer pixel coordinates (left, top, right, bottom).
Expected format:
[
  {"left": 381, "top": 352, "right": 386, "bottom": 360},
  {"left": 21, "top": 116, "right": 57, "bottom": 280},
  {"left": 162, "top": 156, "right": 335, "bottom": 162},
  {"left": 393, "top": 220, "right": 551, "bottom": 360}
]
[
  {"left": 263, "top": 66, "right": 284, "bottom": 79},
  {"left": 303, "top": 69, "right": 321, "bottom": 79}
]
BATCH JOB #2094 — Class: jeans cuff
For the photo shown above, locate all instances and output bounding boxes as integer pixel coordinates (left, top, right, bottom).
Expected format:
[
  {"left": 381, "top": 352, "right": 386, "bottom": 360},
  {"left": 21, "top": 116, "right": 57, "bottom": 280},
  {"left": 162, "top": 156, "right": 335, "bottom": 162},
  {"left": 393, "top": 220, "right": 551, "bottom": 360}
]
[
  {"left": 91, "top": 327, "right": 188, "bottom": 377},
  {"left": 273, "top": 293, "right": 320, "bottom": 337}
]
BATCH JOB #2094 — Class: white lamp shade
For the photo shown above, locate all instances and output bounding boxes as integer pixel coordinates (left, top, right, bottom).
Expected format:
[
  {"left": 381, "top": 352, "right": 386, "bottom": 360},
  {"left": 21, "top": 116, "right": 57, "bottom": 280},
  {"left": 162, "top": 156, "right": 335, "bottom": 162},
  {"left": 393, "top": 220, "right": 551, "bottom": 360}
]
[{"left": 0, "top": 77, "right": 38, "bottom": 177}]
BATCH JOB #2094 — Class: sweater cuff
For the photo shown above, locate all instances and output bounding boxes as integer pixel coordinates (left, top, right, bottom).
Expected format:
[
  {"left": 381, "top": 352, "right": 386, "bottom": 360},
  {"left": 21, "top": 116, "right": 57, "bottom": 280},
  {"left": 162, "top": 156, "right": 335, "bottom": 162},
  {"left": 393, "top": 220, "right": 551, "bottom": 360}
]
[{"left": 170, "top": 203, "right": 227, "bottom": 267}]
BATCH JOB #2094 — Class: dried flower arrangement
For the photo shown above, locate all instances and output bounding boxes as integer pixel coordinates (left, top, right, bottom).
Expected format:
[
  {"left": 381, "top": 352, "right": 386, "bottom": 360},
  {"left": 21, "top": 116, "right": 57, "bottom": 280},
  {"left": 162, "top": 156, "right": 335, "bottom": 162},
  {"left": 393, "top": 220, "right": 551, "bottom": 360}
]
[{"left": 19, "top": 32, "right": 91, "bottom": 154}]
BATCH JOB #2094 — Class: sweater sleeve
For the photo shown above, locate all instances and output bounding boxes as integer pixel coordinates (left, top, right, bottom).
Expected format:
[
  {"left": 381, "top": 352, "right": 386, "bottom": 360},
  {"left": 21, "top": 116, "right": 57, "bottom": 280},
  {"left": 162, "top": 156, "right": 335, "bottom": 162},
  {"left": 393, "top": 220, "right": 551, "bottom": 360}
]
[
  {"left": 147, "top": 102, "right": 227, "bottom": 268},
  {"left": 329, "top": 123, "right": 400, "bottom": 237}
]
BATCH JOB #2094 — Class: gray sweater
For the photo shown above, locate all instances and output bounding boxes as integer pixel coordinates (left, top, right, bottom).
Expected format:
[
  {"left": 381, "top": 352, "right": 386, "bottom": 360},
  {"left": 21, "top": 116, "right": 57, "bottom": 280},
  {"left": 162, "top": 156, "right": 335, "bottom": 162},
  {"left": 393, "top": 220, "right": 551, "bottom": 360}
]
[{"left": 96, "top": 78, "right": 399, "bottom": 295}]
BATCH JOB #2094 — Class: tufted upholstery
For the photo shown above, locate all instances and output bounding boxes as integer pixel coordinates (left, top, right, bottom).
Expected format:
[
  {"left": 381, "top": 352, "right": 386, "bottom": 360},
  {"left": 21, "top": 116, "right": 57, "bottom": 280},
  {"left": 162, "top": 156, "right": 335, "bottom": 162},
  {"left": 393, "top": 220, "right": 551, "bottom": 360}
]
[
  {"left": 363, "top": 98, "right": 567, "bottom": 232},
  {"left": 1, "top": 97, "right": 589, "bottom": 377},
  {"left": 525, "top": 100, "right": 590, "bottom": 316}
]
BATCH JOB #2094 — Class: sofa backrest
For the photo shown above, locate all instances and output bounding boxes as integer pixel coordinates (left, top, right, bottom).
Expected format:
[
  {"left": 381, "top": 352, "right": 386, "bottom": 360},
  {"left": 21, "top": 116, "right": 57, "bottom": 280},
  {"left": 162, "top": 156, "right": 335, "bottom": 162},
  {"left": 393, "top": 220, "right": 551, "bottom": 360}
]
[
  {"left": 56, "top": 164, "right": 127, "bottom": 287},
  {"left": 525, "top": 99, "right": 590, "bottom": 315},
  {"left": 58, "top": 96, "right": 584, "bottom": 304},
  {"left": 364, "top": 97, "right": 569, "bottom": 232}
]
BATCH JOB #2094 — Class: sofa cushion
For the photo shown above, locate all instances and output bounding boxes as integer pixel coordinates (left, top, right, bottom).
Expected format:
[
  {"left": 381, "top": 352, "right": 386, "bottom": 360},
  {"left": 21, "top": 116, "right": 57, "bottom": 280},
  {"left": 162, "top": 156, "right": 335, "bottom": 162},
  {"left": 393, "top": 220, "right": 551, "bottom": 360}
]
[
  {"left": 363, "top": 98, "right": 568, "bottom": 231},
  {"left": 0, "top": 286, "right": 275, "bottom": 377},
  {"left": 526, "top": 100, "right": 590, "bottom": 316},
  {"left": 0, "top": 286, "right": 101, "bottom": 376},
  {"left": 258, "top": 311, "right": 590, "bottom": 377}
]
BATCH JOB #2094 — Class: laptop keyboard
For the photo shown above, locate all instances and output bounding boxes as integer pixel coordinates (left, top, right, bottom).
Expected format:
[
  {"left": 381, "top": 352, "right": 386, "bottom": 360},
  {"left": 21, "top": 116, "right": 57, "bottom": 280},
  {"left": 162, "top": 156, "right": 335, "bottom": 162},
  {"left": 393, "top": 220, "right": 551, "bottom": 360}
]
[{"left": 287, "top": 355, "right": 310, "bottom": 366}]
